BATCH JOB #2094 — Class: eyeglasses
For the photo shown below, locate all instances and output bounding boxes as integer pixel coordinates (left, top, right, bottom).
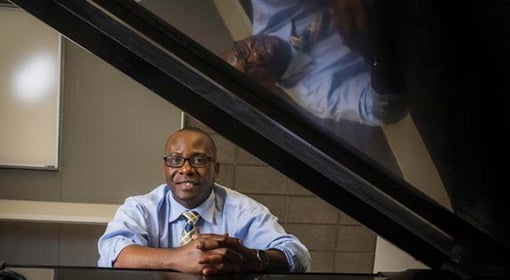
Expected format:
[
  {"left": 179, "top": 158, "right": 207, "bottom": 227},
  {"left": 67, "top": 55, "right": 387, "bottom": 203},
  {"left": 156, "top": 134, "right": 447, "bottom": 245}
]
[
  {"left": 163, "top": 154, "right": 213, "bottom": 168},
  {"left": 233, "top": 40, "right": 257, "bottom": 78}
]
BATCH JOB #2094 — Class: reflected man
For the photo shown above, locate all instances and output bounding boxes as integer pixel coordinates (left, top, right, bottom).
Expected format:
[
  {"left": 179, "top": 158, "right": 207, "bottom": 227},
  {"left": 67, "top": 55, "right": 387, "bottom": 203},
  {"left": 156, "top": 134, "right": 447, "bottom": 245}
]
[
  {"left": 98, "top": 127, "right": 311, "bottom": 275},
  {"left": 221, "top": 0, "right": 406, "bottom": 126}
]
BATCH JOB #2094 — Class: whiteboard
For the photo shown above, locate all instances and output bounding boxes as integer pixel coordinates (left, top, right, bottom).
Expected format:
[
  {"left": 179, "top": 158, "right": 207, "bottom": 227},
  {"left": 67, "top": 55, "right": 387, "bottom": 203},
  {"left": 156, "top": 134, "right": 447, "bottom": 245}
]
[{"left": 0, "top": 7, "right": 61, "bottom": 170}]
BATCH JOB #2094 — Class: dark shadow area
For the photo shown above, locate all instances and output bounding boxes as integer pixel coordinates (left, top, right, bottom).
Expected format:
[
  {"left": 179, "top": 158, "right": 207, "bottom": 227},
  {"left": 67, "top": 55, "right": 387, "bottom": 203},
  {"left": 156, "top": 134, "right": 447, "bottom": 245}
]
[
  {"left": 398, "top": 0, "right": 510, "bottom": 246},
  {"left": 236, "top": 0, "right": 510, "bottom": 248}
]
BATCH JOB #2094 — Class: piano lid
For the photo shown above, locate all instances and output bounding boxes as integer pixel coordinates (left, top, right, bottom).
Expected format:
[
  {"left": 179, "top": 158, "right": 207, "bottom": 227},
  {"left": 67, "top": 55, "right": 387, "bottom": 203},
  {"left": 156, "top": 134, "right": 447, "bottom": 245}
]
[{"left": 7, "top": 0, "right": 509, "bottom": 278}]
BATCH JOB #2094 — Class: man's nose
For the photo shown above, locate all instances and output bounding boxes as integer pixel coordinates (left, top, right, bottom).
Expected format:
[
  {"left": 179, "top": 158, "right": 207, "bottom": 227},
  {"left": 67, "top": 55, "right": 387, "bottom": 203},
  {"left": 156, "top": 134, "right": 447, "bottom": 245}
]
[
  {"left": 252, "top": 42, "right": 267, "bottom": 61},
  {"left": 249, "top": 49, "right": 260, "bottom": 63},
  {"left": 178, "top": 159, "right": 194, "bottom": 174}
]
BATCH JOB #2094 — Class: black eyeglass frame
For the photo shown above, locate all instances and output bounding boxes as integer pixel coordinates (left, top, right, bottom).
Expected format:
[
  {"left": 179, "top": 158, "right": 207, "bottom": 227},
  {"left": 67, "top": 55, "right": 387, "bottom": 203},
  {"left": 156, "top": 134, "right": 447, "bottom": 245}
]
[
  {"left": 163, "top": 154, "right": 214, "bottom": 168},
  {"left": 232, "top": 40, "right": 258, "bottom": 78}
]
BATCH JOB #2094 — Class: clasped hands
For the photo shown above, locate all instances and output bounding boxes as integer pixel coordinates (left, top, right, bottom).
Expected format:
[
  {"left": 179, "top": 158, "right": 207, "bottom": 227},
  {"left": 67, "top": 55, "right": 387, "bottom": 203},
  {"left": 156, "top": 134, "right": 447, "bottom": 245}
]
[{"left": 177, "top": 233, "right": 259, "bottom": 275}]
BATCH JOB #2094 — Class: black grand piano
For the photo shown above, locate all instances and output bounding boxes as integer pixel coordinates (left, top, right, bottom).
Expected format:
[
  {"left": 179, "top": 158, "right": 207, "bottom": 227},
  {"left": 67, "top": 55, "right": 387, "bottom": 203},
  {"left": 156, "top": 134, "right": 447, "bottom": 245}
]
[{"left": 2, "top": 0, "right": 509, "bottom": 279}]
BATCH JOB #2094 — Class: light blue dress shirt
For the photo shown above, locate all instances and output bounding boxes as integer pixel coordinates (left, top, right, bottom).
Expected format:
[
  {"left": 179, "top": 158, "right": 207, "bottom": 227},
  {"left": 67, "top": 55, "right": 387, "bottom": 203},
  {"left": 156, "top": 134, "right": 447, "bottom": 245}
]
[
  {"left": 97, "top": 183, "right": 311, "bottom": 272},
  {"left": 251, "top": 0, "right": 384, "bottom": 126}
]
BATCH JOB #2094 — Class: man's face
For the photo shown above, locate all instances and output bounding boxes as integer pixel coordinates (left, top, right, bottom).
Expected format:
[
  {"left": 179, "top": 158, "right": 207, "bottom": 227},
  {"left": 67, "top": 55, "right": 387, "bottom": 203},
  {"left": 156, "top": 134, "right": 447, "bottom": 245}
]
[
  {"left": 221, "top": 35, "right": 291, "bottom": 84},
  {"left": 163, "top": 130, "right": 219, "bottom": 209}
]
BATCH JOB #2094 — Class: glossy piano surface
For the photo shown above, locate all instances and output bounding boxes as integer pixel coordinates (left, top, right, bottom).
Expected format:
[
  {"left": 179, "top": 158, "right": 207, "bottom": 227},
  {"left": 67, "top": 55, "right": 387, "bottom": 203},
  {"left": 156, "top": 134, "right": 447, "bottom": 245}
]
[{"left": 3, "top": 265, "right": 465, "bottom": 280}]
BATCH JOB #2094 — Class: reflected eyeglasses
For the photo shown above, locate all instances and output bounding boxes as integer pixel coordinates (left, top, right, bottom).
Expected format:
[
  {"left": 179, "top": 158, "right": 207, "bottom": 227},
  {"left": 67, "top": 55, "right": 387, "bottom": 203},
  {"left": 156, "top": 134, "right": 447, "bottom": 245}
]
[
  {"left": 163, "top": 154, "right": 213, "bottom": 168},
  {"left": 233, "top": 41, "right": 257, "bottom": 77}
]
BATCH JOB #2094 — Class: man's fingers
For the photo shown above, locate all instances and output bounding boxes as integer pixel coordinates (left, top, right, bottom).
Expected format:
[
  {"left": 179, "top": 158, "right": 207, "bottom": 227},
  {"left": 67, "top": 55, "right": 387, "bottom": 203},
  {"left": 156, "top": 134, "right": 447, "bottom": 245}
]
[
  {"left": 192, "top": 233, "right": 228, "bottom": 240},
  {"left": 201, "top": 263, "right": 241, "bottom": 275},
  {"left": 198, "top": 249, "right": 244, "bottom": 265},
  {"left": 193, "top": 234, "right": 242, "bottom": 250},
  {"left": 195, "top": 238, "right": 222, "bottom": 250}
]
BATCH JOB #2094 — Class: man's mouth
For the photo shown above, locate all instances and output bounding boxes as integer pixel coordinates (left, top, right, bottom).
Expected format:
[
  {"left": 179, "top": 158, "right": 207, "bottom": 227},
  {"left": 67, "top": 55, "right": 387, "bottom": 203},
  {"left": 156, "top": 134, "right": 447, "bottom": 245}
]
[
  {"left": 258, "top": 42, "right": 271, "bottom": 62},
  {"left": 255, "top": 36, "right": 280, "bottom": 65},
  {"left": 176, "top": 181, "right": 199, "bottom": 187},
  {"left": 263, "top": 39, "right": 274, "bottom": 56}
]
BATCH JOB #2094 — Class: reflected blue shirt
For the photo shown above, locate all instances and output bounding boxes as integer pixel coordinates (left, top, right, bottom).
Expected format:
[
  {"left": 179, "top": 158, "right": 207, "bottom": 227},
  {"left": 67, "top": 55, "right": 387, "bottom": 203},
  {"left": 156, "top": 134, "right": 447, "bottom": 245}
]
[
  {"left": 252, "top": 0, "right": 382, "bottom": 125},
  {"left": 97, "top": 183, "right": 311, "bottom": 272}
]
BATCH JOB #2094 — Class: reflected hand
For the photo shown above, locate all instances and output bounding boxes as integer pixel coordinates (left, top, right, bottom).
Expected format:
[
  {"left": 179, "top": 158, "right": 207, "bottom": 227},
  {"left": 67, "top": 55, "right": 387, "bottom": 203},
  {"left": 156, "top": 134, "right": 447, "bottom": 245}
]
[{"left": 331, "top": 0, "right": 370, "bottom": 57}]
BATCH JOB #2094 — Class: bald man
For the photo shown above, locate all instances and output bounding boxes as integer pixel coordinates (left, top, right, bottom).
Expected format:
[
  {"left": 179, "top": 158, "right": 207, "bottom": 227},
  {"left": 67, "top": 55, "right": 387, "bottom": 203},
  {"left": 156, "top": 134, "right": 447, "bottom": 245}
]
[
  {"left": 98, "top": 127, "right": 311, "bottom": 275},
  {"left": 220, "top": 0, "right": 407, "bottom": 126}
]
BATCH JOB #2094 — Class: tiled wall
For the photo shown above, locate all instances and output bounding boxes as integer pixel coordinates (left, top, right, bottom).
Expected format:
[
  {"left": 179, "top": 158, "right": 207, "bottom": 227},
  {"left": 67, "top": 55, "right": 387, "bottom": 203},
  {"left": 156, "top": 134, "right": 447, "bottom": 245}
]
[{"left": 184, "top": 116, "right": 376, "bottom": 273}]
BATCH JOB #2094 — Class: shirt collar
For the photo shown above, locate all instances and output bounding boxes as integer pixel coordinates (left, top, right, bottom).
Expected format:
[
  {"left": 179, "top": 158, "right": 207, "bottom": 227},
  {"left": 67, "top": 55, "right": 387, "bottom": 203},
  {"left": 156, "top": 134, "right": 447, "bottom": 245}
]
[
  {"left": 279, "top": 48, "right": 313, "bottom": 87},
  {"left": 168, "top": 187, "right": 216, "bottom": 224},
  {"left": 267, "top": 20, "right": 313, "bottom": 87}
]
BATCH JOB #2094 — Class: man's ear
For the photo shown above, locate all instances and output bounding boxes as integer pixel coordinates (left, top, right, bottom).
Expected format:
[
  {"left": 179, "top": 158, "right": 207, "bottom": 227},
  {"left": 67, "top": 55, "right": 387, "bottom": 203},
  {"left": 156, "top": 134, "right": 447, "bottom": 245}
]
[{"left": 213, "top": 161, "right": 220, "bottom": 179}]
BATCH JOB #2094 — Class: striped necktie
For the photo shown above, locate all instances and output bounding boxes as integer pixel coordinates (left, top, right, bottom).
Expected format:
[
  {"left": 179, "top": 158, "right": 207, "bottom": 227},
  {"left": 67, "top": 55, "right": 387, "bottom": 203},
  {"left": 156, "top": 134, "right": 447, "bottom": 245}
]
[
  {"left": 179, "top": 210, "right": 200, "bottom": 246},
  {"left": 290, "top": 10, "right": 332, "bottom": 51}
]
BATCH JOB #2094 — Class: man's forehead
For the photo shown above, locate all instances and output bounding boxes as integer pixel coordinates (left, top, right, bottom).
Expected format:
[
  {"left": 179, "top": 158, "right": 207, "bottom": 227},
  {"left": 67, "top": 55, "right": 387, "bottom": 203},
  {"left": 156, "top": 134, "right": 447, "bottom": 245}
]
[{"left": 166, "top": 131, "right": 213, "bottom": 153}]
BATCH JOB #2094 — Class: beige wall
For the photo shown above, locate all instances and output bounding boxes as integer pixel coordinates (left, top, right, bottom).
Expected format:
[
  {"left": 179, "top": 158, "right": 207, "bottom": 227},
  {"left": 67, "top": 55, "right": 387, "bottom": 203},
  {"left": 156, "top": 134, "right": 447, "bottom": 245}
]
[{"left": 0, "top": 37, "right": 182, "bottom": 266}]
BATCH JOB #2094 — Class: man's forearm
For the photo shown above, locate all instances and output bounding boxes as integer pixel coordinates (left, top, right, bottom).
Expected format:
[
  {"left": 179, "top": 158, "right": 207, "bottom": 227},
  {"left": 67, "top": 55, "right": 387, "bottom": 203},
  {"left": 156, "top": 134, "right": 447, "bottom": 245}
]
[{"left": 114, "top": 244, "right": 180, "bottom": 270}]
